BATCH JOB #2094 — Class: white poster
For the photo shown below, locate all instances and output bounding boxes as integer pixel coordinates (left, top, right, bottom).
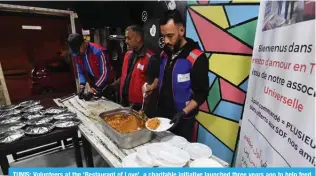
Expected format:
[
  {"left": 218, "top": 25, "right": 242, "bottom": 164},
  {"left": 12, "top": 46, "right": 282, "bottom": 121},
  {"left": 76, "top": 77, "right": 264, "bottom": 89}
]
[{"left": 236, "top": 1, "right": 315, "bottom": 167}]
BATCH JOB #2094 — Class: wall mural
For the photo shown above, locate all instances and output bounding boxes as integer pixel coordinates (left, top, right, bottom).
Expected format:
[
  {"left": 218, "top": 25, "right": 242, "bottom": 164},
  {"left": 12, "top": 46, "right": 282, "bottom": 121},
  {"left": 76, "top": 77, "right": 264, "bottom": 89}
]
[{"left": 186, "top": 0, "right": 260, "bottom": 164}]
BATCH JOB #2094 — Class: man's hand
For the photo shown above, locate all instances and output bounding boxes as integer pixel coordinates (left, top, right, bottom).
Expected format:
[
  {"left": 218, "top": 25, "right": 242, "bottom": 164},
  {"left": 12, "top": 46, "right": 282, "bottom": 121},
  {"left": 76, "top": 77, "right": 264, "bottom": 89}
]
[
  {"left": 93, "top": 88, "right": 102, "bottom": 99},
  {"left": 142, "top": 83, "right": 155, "bottom": 97},
  {"left": 83, "top": 92, "right": 93, "bottom": 101},
  {"left": 142, "top": 78, "right": 158, "bottom": 97},
  {"left": 90, "top": 87, "right": 97, "bottom": 94},
  {"left": 78, "top": 86, "right": 85, "bottom": 100},
  {"left": 170, "top": 111, "right": 186, "bottom": 127}
]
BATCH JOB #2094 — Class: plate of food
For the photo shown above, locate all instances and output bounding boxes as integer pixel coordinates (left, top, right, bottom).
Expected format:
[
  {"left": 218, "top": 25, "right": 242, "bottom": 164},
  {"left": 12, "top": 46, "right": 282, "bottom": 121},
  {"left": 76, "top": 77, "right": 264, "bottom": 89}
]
[{"left": 145, "top": 117, "right": 173, "bottom": 132}]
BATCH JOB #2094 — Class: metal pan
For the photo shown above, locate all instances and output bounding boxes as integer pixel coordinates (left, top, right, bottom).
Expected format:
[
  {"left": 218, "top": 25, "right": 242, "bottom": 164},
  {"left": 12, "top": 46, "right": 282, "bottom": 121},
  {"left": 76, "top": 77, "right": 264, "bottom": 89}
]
[
  {"left": 54, "top": 119, "right": 80, "bottom": 128},
  {"left": 22, "top": 113, "right": 44, "bottom": 120},
  {"left": 19, "top": 100, "right": 40, "bottom": 108},
  {"left": 0, "top": 115, "right": 23, "bottom": 124},
  {"left": 42, "top": 107, "right": 68, "bottom": 115},
  {"left": 0, "top": 129, "right": 25, "bottom": 144},
  {"left": 0, "top": 122, "right": 26, "bottom": 135},
  {"left": 52, "top": 112, "right": 77, "bottom": 120},
  {"left": 22, "top": 105, "right": 44, "bottom": 113},
  {"left": 26, "top": 116, "right": 54, "bottom": 126},
  {"left": 98, "top": 108, "right": 154, "bottom": 149},
  {"left": 25, "top": 123, "right": 55, "bottom": 135}
]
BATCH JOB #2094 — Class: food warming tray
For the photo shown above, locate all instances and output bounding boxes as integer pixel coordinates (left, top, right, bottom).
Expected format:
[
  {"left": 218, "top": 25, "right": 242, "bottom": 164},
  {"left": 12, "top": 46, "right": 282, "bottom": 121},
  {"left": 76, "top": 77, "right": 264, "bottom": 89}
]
[{"left": 99, "top": 108, "right": 154, "bottom": 149}]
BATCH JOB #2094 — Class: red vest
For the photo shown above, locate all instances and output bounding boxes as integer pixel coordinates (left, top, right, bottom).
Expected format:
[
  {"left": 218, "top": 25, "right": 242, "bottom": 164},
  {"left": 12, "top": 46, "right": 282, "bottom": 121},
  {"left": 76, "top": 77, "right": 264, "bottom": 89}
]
[{"left": 120, "top": 49, "right": 153, "bottom": 104}]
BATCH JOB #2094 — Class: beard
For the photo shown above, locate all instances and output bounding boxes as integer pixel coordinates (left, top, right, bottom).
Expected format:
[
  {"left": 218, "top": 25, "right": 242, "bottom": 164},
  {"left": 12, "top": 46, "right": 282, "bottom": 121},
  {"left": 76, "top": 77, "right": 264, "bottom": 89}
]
[
  {"left": 173, "top": 39, "right": 181, "bottom": 53},
  {"left": 165, "top": 35, "right": 182, "bottom": 54}
]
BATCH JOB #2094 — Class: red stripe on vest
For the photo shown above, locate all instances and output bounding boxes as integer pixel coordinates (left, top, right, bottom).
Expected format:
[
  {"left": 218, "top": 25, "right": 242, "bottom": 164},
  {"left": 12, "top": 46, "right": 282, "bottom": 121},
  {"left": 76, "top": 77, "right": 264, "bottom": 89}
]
[{"left": 186, "top": 49, "right": 203, "bottom": 65}]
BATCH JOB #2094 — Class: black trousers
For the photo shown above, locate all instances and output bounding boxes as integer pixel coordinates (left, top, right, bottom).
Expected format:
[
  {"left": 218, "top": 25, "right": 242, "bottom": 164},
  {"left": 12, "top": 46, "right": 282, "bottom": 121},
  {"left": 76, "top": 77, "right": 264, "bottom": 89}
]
[{"left": 170, "top": 117, "right": 196, "bottom": 142}]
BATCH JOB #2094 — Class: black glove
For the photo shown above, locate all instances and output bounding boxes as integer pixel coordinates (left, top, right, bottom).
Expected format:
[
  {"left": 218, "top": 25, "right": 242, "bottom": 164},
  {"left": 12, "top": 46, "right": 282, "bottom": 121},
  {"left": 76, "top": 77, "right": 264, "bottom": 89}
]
[
  {"left": 93, "top": 88, "right": 102, "bottom": 99},
  {"left": 170, "top": 111, "right": 186, "bottom": 127},
  {"left": 83, "top": 92, "right": 93, "bottom": 101},
  {"left": 78, "top": 87, "right": 85, "bottom": 100}
]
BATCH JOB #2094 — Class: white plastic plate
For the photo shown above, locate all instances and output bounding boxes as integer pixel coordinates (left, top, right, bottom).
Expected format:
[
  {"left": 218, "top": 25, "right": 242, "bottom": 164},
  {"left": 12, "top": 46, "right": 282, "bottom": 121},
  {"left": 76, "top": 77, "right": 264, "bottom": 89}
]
[
  {"left": 147, "top": 143, "right": 190, "bottom": 167},
  {"left": 136, "top": 146, "right": 156, "bottom": 167},
  {"left": 160, "top": 135, "right": 189, "bottom": 149},
  {"left": 189, "top": 158, "right": 224, "bottom": 168},
  {"left": 185, "top": 143, "right": 212, "bottom": 160},
  {"left": 122, "top": 153, "right": 151, "bottom": 167}
]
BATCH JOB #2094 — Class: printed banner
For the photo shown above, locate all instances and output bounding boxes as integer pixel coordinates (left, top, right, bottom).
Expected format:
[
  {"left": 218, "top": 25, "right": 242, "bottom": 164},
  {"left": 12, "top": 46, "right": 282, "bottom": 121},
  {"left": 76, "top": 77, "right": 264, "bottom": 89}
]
[
  {"left": 8, "top": 168, "right": 316, "bottom": 176},
  {"left": 236, "top": 1, "right": 315, "bottom": 167}
]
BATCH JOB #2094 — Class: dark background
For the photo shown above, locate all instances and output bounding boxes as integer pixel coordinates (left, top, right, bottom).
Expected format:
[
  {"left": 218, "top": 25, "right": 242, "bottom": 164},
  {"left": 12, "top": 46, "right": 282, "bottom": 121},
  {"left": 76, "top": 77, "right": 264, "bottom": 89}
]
[
  {"left": 1, "top": 1, "right": 186, "bottom": 28},
  {"left": 0, "top": 1, "right": 187, "bottom": 103}
]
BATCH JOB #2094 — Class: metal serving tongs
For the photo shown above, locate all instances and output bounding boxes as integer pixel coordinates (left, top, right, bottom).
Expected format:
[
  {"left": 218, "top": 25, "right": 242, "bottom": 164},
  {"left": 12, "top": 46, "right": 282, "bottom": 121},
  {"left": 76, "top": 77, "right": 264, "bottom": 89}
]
[
  {"left": 138, "top": 93, "right": 148, "bottom": 120},
  {"left": 122, "top": 107, "right": 133, "bottom": 118}
]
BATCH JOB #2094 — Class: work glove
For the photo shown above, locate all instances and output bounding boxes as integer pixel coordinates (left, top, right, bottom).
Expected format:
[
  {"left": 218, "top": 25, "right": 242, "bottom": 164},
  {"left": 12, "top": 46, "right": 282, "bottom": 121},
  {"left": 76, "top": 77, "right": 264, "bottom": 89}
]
[
  {"left": 93, "top": 88, "right": 102, "bottom": 100},
  {"left": 78, "top": 87, "right": 85, "bottom": 100},
  {"left": 83, "top": 92, "right": 93, "bottom": 101},
  {"left": 170, "top": 111, "right": 186, "bottom": 127}
]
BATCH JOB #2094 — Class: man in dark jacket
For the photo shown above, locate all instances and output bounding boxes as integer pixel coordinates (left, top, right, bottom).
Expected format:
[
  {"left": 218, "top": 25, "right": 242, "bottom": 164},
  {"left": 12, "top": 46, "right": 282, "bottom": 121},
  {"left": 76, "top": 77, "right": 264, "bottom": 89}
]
[{"left": 144, "top": 10, "right": 209, "bottom": 142}]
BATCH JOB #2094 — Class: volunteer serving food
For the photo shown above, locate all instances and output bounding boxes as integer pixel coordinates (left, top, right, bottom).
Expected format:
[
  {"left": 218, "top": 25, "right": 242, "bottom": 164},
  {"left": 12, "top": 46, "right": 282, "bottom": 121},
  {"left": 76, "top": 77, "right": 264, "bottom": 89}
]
[
  {"left": 105, "top": 25, "right": 159, "bottom": 112},
  {"left": 144, "top": 10, "right": 209, "bottom": 142}
]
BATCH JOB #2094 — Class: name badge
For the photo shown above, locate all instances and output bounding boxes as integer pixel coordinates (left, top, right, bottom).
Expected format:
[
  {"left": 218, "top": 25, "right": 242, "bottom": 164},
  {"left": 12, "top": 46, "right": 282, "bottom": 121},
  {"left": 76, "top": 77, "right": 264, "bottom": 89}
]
[
  {"left": 177, "top": 73, "right": 190, "bottom": 83},
  {"left": 137, "top": 63, "right": 144, "bottom": 71}
]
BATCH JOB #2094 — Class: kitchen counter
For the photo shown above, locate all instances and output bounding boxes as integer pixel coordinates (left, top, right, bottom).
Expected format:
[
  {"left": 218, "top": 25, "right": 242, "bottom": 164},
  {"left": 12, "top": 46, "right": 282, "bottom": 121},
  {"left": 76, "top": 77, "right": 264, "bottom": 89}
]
[{"left": 53, "top": 96, "right": 229, "bottom": 167}]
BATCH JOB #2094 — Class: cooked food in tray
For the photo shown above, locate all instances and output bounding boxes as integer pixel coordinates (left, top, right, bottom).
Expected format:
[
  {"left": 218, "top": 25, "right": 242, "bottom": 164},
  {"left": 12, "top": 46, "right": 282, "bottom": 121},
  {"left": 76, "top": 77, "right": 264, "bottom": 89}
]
[
  {"left": 147, "top": 118, "right": 161, "bottom": 130},
  {"left": 102, "top": 113, "right": 146, "bottom": 134}
]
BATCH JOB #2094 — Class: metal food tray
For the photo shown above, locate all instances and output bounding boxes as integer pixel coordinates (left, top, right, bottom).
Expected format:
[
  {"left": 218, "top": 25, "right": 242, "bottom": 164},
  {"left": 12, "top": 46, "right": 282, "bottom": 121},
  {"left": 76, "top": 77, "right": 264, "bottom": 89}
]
[{"left": 99, "top": 108, "right": 154, "bottom": 149}]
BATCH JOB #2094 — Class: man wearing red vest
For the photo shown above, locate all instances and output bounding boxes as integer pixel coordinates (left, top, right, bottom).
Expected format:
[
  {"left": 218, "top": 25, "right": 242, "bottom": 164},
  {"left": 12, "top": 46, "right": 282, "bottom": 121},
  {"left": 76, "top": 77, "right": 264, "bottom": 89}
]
[
  {"left": 144, "top": 10, "right": 209, "bottom": 142},
  {"left": 68, "top": 33, "right": 115, "bottom": 100},
  {"left": 107, "top": 25, "right": 159, "bottom": 111}
]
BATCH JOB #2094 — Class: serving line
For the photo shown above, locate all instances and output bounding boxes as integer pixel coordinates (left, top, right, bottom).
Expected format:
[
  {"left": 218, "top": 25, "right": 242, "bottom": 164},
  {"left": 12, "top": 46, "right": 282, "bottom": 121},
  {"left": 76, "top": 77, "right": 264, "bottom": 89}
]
[
  {"left": 53, "top": 97, "right": 161, "bottom": 167},
  {"left": 53, "top": 97, "right": 229, "bottom": 167}
]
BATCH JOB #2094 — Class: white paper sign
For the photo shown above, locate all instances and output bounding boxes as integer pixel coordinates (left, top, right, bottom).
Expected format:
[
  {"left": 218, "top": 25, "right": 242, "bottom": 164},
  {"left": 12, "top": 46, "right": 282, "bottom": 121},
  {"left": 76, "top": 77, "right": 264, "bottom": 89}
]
[
  {"left": 235, "top": 1, "right": 315, "bottom": 167},
  {"left": 137, "top": 63, "right": 144, "bottom": 71}
]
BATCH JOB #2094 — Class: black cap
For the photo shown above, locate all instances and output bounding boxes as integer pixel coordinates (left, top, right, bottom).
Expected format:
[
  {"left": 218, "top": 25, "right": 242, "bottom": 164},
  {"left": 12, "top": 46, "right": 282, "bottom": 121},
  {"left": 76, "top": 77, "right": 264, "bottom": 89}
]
[{"left": 68, "top": 33, "right": 84, "bottom": 54}]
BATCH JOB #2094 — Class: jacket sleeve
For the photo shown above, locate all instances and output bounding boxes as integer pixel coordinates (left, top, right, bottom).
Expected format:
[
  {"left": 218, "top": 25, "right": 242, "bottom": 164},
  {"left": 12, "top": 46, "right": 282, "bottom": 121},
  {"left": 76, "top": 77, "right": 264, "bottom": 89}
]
[
  {"left": 145, "top": 55, "right": 160, "bottom": 84},
  {"left": 74, "top": 57, "right": 86, "bottom": 86},
  {"left": 95, "top": 51, "right": 110, "bottom": 89},
  {"left": 190, "top": 53, "right": 209, "bottom": 105}
]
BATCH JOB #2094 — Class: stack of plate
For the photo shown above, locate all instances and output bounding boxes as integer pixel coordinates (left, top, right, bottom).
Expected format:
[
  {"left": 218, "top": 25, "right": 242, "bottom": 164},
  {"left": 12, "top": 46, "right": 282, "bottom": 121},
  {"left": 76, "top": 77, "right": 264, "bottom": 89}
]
[
  {"left": 160, "top": 135, "right": 189, "bottom": 149},
  {"left": 122, "top": 142, "right": 190, "bottom": 167},
  {"left": 122, "top": 153, "right": 150, "bottom": 167},
  {"left": 121, "top": 133, "right": 224, "bottom": 168},
  {"left": 189, "top": 158, "right": 224, "bottom": 168},
  {"left": 185, "top": 143, "right": 213, "bottom": 160}
]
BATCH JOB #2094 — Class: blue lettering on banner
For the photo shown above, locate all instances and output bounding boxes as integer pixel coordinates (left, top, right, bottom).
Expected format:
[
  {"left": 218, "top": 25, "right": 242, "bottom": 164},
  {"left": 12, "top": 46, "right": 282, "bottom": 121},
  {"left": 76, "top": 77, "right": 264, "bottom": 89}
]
[{"left": 9, "top": 168, "right": 315, "bottom": 176}]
